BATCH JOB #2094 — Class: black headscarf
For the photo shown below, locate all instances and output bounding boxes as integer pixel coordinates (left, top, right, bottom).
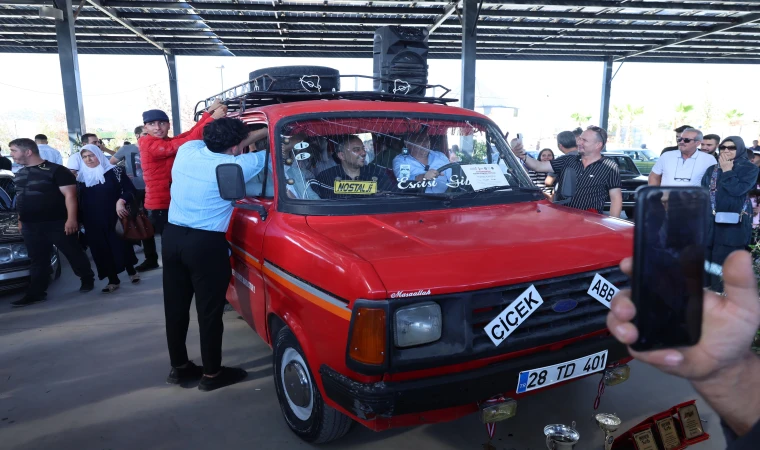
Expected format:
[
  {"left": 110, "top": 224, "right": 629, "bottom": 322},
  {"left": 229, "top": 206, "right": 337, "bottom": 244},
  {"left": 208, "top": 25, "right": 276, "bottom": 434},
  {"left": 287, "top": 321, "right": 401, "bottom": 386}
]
[{"left": 721, "top": 136, "right": 750, "bottom": 165}]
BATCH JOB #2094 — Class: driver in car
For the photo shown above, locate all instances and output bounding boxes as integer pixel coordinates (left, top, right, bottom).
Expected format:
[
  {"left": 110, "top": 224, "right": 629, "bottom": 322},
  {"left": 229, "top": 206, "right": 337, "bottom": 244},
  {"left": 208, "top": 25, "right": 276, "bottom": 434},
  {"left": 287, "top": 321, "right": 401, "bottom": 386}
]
[
  {"left": 392, "top": 132, "right": 452, "bottom": 193},
  {"left": 315, "top": 135, "right": 396, "bottom": 198}
]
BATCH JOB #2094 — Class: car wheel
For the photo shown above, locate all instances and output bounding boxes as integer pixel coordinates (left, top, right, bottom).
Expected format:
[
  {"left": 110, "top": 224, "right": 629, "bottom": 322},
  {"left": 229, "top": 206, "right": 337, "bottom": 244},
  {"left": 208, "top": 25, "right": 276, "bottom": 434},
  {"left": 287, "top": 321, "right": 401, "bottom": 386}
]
[
  {"left": 249, "top": 66, "right": 340, "bottom": 93},
  {"left": 273, "top": 326, "right": 354, "bottom": 444}
]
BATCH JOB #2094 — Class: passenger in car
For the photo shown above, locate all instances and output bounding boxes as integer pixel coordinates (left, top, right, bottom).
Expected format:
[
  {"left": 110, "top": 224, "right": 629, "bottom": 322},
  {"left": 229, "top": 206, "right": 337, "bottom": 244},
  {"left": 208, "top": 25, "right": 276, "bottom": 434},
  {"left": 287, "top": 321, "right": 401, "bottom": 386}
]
[
  {"left": 245, "top": 133, "right": 320, "bottom": 199},
  {"left": 392, "top": 132, "right": 452, "bottom": 194},
  {"left": 314, "top": 135, "right": 396, "bottom": 198}
]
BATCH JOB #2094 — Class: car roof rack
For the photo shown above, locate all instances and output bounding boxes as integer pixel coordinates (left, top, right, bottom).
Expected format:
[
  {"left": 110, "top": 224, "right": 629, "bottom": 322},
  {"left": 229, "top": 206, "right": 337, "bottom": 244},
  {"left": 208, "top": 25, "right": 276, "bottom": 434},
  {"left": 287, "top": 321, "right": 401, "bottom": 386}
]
[{"left": 193, "top": 73, "right": 457, "bottom": 121}]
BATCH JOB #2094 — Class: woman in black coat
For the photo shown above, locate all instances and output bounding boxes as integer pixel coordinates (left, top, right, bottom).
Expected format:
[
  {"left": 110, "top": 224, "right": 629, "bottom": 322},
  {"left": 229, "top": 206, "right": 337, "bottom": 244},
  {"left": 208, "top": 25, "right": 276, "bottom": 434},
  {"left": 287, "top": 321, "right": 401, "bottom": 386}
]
[
  {"left": 700, "top": 136, "right": 759, "bottom": 291},
  {"left": 78, "top": 145, "right": 139, "bottom": 293}
]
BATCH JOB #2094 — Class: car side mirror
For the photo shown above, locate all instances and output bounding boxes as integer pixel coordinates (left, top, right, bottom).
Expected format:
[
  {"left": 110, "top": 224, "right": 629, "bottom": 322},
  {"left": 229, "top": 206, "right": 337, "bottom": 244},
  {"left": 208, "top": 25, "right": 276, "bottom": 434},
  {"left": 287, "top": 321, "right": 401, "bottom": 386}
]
[
  {"left": 216, "top": 163, "right": 246, "bottom": 201},
  {"left": 215, "top": 163, "right": 267, "bottom": 220}
]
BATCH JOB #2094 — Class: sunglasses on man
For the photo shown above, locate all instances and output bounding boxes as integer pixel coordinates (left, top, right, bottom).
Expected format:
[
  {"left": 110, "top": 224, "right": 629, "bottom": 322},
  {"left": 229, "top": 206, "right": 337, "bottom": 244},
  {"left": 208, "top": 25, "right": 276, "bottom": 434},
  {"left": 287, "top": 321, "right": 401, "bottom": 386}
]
[{"left": 676, "top": 137, "right": 700, "bottom": 143}]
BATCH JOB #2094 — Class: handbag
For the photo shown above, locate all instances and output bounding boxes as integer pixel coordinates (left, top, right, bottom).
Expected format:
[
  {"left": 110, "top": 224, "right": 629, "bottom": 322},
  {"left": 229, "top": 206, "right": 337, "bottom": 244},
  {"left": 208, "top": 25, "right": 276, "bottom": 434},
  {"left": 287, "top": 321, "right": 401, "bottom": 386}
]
[
  {"left": 116, "top": 211, "right": 154, "bottom": 240},
  {"left": 112, "top": 167, "right": 155, "bottom": 240},
  {"left": 710, "top": 167, "right": 749, "bottom": 224}
]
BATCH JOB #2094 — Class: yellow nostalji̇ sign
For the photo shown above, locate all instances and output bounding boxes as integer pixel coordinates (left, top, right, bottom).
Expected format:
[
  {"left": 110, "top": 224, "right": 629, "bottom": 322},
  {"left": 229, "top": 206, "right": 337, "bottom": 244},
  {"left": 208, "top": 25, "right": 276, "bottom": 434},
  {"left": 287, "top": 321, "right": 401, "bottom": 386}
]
[{"left": 334, "top": 180, "right": 377, "bottom": 194}]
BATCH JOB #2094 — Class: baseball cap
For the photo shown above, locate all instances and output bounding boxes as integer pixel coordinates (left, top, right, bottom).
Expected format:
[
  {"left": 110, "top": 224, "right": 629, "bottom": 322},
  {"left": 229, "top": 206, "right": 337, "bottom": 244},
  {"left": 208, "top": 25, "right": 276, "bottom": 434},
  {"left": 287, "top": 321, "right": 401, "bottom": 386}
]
[{"left": 142, "top": 109, "right": 170, "bottom": 124}]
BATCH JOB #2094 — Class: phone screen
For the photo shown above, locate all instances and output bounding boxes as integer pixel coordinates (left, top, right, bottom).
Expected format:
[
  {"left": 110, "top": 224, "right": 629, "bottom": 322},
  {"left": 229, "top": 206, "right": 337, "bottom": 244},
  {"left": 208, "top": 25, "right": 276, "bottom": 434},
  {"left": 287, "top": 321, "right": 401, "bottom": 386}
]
[{"left": 631, "top": 187, "right": 708, "bottom": 351}]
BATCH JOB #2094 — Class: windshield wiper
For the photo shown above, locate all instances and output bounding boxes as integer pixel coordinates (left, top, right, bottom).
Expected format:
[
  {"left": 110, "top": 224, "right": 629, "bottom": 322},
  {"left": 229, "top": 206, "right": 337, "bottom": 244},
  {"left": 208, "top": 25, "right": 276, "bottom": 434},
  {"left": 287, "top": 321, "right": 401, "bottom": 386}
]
[
  {"left": 453, "top": 185, "right": 541, "bottom": 199},
  {"left": 374, "top": 190, "right": 451, "bottom": 200}
]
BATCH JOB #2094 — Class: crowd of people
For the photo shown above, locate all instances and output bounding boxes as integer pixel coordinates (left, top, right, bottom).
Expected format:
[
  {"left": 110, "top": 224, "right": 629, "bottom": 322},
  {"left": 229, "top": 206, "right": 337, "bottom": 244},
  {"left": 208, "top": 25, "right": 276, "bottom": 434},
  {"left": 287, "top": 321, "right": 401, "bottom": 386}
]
[
  {"left": 513, "top": 124, "right": 760, "bottom": 292},
  {"left": 6, "top": 98, "right": 254, "bottom": 391}
]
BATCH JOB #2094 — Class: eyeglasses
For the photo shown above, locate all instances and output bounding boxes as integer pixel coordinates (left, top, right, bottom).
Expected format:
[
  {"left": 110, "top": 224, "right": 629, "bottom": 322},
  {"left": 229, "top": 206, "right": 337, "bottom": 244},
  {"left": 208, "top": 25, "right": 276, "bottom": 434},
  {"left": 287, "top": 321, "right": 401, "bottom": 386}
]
[
  {"left": 719, "top": 145, "right": 737, "bottom": 150},
  {"left": 673, "top": 157, "right": 696, "bottom": 182},
  {"left": 677, "top": 138, "right": 700, "bottom": 143}
]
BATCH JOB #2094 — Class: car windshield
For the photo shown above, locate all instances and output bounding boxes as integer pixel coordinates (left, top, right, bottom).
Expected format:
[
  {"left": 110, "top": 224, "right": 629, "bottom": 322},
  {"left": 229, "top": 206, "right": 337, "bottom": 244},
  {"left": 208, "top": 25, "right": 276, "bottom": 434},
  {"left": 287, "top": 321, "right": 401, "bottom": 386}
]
[{"left": 273, "top": 115, "right": 535, "bottom": 201}]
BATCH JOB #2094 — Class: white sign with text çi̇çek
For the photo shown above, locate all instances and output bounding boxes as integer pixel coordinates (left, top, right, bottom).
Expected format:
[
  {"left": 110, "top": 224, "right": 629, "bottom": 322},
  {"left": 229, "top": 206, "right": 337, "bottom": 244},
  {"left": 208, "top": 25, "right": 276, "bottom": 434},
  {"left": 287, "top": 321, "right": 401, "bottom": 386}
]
[
  {"left": 460, "top": 164, "right": 510, "bottom": 191},
  {"left": 484, "top": 285, "right": 544, "bottom": 347}
]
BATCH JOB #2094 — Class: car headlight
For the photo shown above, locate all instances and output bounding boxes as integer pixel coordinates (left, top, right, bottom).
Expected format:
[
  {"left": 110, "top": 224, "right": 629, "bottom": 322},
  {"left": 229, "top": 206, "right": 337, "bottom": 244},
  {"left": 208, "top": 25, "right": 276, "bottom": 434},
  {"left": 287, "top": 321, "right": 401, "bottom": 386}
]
[
  {"left": 11, "top": 244, "right": 28, "bottom": 260},
  {"left": 0, "top": 246, "right": 12, "bottom": 263},
  {"left": 394, "top": 302, "right": 442, "bottom": 348}
]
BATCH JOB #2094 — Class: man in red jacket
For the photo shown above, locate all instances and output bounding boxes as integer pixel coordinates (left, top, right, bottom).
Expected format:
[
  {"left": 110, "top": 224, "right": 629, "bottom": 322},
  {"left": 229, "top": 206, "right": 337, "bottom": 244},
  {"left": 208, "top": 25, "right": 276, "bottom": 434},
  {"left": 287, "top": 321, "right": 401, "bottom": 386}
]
[{"left": 136, "top": 99, "right": 227, "bottom": 272}]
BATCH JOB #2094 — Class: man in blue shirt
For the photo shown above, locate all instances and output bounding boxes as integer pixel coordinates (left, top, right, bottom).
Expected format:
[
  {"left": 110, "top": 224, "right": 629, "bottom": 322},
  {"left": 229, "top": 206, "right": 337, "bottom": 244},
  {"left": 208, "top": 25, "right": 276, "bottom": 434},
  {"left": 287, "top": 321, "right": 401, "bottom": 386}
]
[
  {"left": 392, "top": 132, "right": 452, "bottom": 193},
  {"left": 162, "top": 118, "right": 267, "bottom": 392}
]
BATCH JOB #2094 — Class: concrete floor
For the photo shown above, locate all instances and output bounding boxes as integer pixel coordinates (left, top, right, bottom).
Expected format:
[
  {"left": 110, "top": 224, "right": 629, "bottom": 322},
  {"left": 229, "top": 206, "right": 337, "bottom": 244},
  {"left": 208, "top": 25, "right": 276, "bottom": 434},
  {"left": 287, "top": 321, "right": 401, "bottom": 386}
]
[{"left": 0, "top": 253, "right": 724, "bottom": 450}]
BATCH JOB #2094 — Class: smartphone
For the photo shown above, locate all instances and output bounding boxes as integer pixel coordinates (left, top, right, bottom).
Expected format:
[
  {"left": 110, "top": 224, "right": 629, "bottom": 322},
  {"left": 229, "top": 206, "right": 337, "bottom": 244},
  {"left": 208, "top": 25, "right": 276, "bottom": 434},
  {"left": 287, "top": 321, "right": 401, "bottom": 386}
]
[{"left": 631, "top": 186, "right": 709, "bottom": 351}]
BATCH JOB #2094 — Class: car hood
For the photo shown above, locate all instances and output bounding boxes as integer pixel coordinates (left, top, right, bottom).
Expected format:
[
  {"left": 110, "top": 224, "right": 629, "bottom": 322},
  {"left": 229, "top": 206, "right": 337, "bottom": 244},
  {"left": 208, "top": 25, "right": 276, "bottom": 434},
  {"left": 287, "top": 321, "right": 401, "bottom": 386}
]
[
  {"left": 0, "top": 211, "right": 21, "bottom": 243},
  {"left": 305, "top": 202, "right": 633, "bottom": 297}
]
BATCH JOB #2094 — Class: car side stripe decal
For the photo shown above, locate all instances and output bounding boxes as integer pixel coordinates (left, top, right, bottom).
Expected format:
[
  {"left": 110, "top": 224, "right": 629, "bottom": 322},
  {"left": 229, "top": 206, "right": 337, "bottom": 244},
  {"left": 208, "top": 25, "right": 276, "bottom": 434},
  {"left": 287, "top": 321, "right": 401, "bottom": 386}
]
[
  {"left": 229, "top": 243, "right": 262, "bottom": 270},
  {"left": 263, "top": 262, "right": 352, "bottom": 321}
]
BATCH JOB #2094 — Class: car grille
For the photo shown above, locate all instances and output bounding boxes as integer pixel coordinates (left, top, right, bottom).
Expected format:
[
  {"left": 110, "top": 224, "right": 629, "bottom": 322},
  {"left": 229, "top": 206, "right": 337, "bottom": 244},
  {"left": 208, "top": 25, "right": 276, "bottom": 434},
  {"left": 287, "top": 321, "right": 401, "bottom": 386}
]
[{"left": 468, "top": 266, "right": 629, "bottom": 358}]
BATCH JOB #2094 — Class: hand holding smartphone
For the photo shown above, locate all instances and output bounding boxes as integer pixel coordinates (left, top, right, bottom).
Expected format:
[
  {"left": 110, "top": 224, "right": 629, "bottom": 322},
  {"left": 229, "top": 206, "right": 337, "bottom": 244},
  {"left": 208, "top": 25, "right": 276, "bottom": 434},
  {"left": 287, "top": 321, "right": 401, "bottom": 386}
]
[{"left": 630, "top": 186, "right": 709, "bottom": 351}]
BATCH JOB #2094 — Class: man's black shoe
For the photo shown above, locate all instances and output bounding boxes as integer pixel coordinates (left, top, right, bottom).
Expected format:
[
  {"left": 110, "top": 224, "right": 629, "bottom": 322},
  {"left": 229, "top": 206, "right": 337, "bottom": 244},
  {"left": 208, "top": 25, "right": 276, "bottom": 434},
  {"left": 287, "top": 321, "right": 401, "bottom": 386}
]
[
  {"left": 11, "top": 295, "right": 47, "bottom": 308},
  {"left": 198, "top": 367, "right": 248, "bottom": 392},
  {"left": 135, "top": 261, "right": 160, "bottom": 272},
  {"left": 80, "top": 280, "right": 95, "bottom": 292},
  {"left": 166, "top": 361, "right": 204, "bottom": 385}
]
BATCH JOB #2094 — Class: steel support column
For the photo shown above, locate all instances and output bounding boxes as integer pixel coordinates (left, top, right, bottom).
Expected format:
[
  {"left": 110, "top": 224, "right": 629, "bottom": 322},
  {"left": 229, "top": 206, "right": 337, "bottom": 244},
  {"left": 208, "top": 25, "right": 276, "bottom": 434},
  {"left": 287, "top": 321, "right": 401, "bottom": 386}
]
[
  {"left": 54, "top": 0, "right": 85, "bottom": 154},
  {"left": 599, "top": 56, "right": 613, "bottom": 131},
  {"left": 460, "top": 0, "right": 476, "bottom": 110},
  {"left": 167, "top": 53, "right": 181, "bottom": 136}
]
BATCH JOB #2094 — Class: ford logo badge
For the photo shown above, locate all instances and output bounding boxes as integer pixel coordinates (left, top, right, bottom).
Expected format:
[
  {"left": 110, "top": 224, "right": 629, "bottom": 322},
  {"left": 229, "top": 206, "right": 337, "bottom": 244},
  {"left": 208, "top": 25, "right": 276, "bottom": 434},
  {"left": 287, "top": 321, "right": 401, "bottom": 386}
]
[{"left": 552, "top": 299, "right": 578, "bottom": 313}]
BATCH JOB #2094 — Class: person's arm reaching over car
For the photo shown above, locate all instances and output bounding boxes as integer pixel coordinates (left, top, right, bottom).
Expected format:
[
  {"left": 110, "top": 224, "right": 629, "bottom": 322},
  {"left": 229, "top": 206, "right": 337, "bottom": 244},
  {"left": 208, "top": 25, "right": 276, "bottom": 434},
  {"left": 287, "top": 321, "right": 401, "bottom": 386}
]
[
  {"left": 607, "top": 251, "right": 760, "bottom": 445},
  {"left": 142, "top": 99, "right": 227, "bottom": 162},
  {"left": 238, "top": 127, "right": 269, "bottom": 151},
  {"left": 511, "top": 141, "right": 554, "bottom": 173}
]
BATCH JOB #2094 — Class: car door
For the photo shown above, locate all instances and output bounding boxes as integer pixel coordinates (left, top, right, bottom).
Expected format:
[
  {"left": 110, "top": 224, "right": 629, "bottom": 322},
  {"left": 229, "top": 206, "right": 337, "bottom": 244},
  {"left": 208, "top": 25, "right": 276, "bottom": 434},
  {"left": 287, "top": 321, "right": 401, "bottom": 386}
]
[{"left": 226, "top": 112, "right": 272, "bottom": 339}]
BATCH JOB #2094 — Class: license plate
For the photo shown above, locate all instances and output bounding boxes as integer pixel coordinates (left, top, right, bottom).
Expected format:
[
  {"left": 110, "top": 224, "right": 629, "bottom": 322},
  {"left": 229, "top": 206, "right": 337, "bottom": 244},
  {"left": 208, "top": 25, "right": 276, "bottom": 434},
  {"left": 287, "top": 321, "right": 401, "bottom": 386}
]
[{"left": 515, "top": 350, "right": 608, "bottom": 394}]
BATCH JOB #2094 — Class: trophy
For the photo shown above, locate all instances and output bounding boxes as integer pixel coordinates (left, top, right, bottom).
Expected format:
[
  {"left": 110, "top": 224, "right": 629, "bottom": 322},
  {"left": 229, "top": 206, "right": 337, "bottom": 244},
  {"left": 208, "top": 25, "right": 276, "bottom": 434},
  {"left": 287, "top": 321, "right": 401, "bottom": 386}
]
[
  {"left": 594, "top": 413, "right": 622, "bottom": 450},
  {"left": 544, "top": 421, "right": 580, "bottom": 450}
]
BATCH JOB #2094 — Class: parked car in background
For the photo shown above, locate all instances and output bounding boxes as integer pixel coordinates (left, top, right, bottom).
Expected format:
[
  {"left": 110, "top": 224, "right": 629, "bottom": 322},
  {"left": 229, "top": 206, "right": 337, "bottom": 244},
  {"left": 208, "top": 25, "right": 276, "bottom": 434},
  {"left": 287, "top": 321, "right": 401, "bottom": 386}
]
[
  {"left": 0, "top": 170, "right": 61, "bottom": 293},
  {"left": 603, "top": 153, "right": 648, "bottom": 219},
  {"left": 614, "top": 149, "right": 659, "bottom": 175}
]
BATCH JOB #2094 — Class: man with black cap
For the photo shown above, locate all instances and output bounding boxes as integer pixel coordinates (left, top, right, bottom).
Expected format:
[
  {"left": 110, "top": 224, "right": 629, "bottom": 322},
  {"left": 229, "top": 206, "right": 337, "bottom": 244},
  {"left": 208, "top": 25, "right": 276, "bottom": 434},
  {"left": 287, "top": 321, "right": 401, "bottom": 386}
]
[{"left": 136, "top": 99, "right": 226, "bottom": 271}]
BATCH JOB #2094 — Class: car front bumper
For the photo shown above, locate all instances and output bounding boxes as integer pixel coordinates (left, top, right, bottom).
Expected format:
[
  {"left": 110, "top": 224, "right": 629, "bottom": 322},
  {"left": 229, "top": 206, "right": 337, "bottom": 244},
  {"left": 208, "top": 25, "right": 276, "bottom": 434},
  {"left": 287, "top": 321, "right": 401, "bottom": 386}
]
[{"left": 320, "top": 334, "right": 628, "bottom": 420}]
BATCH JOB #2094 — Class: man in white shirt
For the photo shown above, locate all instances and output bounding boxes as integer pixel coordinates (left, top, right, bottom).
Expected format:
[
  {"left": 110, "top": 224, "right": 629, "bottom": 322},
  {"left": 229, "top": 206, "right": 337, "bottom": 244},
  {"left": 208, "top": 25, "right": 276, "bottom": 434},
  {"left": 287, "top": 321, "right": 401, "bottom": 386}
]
[
  {"left": 649, "top": 128, "right": 716, "bottom": 187},
  {"left": 33, "top": 134, "right": 63, "bottom": 165}
]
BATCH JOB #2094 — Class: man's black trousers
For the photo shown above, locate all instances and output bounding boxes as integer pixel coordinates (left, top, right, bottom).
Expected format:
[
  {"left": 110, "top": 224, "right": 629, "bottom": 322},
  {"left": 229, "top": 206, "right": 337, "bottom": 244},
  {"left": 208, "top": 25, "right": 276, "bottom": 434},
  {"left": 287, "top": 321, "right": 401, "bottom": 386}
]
[
  {"left": 162, "top": 223, "right": 229, "bottom": 375},
  {"left": 141, "top": 202, "right": 166, "bottom": 265},
  {"left": 21, "top": 220, "right": 94, "bottom": 299}
]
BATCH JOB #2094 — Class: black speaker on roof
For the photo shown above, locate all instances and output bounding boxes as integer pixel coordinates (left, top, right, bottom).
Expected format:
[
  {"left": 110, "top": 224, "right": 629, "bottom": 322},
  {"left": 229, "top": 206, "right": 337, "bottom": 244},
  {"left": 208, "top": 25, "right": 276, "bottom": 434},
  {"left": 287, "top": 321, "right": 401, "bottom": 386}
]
[{"left": 373, "top": 26, "right": 429, "bottom": 96}]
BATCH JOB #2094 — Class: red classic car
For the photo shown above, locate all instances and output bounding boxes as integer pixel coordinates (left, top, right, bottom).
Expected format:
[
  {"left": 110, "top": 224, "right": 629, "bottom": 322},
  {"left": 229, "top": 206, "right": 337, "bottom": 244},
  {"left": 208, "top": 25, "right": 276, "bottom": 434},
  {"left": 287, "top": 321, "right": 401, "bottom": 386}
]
[{"left": 209, "top": 75, "right": 634, "bottom": 443}]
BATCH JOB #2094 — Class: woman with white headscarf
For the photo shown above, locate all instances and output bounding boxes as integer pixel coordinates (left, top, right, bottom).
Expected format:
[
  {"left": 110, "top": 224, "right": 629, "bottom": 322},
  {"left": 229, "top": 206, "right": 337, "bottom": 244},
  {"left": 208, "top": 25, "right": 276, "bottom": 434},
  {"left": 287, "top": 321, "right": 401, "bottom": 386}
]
[{"left": 78, "top": 144, "right": 139, "bottom": 293}]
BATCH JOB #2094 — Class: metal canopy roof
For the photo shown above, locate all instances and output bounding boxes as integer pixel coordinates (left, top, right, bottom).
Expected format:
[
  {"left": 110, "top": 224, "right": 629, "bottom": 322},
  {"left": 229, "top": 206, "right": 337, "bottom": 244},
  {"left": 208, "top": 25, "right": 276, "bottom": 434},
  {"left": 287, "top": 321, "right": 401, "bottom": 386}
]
[{"left": 1, "top": 0, "right": 760, "bottom": 63}]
